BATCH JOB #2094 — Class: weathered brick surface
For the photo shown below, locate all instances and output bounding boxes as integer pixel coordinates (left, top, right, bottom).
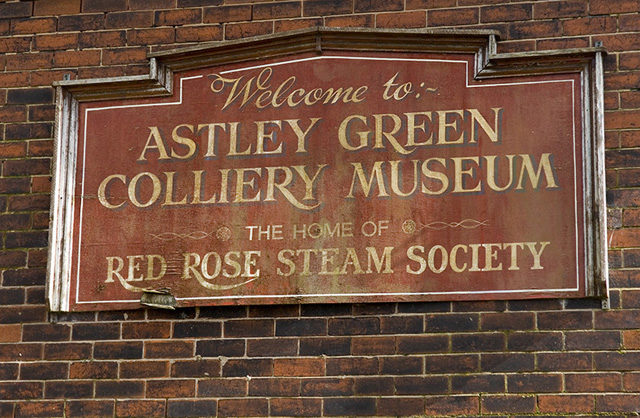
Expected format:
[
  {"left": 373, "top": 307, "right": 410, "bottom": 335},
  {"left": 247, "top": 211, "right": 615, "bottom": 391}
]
[{"left": 0, "top": 1, "right": 638, "bottom": 416}]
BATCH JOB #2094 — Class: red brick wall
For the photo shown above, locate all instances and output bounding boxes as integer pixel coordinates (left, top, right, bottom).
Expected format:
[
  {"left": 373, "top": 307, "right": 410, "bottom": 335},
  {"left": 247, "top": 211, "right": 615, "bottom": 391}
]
[{"left": 0, "top": 0, "right": 638, "bottom": 416}]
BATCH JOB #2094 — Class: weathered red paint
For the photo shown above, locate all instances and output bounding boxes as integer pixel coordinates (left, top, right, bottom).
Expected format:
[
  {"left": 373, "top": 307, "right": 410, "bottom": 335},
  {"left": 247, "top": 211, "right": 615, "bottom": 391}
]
[{"left": 68, "top": 51, "right": 586, "bottom": 310}]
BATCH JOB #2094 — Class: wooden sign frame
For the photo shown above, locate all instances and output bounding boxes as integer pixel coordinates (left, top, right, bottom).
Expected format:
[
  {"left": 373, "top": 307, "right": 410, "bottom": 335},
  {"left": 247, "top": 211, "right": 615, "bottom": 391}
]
[{"left": 47, "top": 28, "right": 608, "bottom": 312}]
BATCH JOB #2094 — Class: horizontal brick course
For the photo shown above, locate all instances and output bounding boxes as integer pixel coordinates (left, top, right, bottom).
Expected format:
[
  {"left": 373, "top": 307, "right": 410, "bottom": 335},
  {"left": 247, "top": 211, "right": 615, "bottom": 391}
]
[{"left": 0, "top": 2, "right": 638, "bottom": 416}]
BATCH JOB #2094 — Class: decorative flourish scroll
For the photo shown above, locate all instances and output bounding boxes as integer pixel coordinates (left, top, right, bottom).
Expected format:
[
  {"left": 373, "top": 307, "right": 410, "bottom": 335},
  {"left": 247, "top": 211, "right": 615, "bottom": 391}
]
[{"left": 402, "top": 219, "right": 488, "bottom": 234}]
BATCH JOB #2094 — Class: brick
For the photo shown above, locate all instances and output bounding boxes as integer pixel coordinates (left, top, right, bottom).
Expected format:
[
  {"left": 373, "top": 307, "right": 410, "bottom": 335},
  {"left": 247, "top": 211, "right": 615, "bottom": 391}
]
[
  {"left": 324, "top": 14, "right": 374, "bottom": 28},
  {"left": 563, "top": 15, "right": 616, "bottom": 35},
  {"left": 426, "top": 354, "right": 478, "bottom": 373},
  {"left": 537, "top": 351, "right": 592, "bottom": 371},
  {"left": 302, "top": 303, "right": 352, "bottom": 316},
  {"left": 120, "top": 360, "right": 168, "bottom": 378},
  {"left": 83, "top": 0, "right": 127, "bottom": 13},
  {"left": 591, "top": 0, "right": 640, "bottom": 14},
  {"left": 480, "top": 312, "right": 534, "bottom": 330},
  {"left": 102, "top": 47, "right": 148, "bottom": 65},
  {"left": 0, "top": 306, "right": 46, "bottom": 323},
  {"left": 33, "top": 0, "right": 81, "bottom": 15},
  {"left": 482, "top": 394, "right": 536, "bottom": 414},
  {"left": 329, "top": 317, "right": 379, "bottom": 335},
  {"left": 620, "top": 89, "right": 640, "bottom": 107},
  {"left": 481, "top": 3, "right": 531, "bottom": 23},
  {"left": 146, "top": 379, "right": 195, "bottom": 398},
  {"left": 254, "top": 2, "right": 300, "bottom": 20},
  {"left": 127, "top": 28, "right": 175, "bottom": 45},
  {"left": 424, "top": 395, "right": 479, "bottom": 415},
  {"left": 171, "top": 359, "right": 220, "bottom": 377},
  {"left": 5, "top": 122, "right": 52, "bottom": 139},
  {"left": 223, "top": 359, "right": 273, "bottom": 377},
  {"left": 274, "top": 358, "right": 325, "bottom": 376},
  {"left": 379, "top": 356, "right": 422, "bottom": 375},
  {"left": 105, "top": 11, "right": 153, "bottom": 28},
  {"left": 299, "top": 337, "right": 350, "bottom": 356},
  {"left": 72, "top": 323, "right": 120, "bottom": 340},
  {"left": 352, "top": 336, "right": 396, "bottom": 355},
  {"left": 270, "top": 398, "right": 321, "bottom": 417},
  {"left": 129, "top": 0, "right": 176, "bottom": 9},
  {"left": 197, "top": 339, "right": 245, "bottom": 357},
  {"left": 15, "top": 401, "right": 64, "bottom": 417},
  {"left": 145, "top": 340, "right": 193, "bottom": 358},
  {"left": 0, "top": 213, "right": 30, "bottom": 230},
  {"left": 538, "top": 311, "right": 593, "bottom": 329},
  {"left": 301, "top": 378, "right": 353, "bottom": 396},
  {"left": 354, "top": 376, "right": 393, "bottom": 395},
  {"left": 0, "top": 36, "right": 31, "bottom": 53},
  {"left": 376, "top": 10, "right": 426, "bottom": 28},
  {"left": 620, "top": 13, "right": 640, "bottom": 32},
  {"left": 326, "top": 357, "right": 378, "bottom": 375},
  {"left": 452, "top": 333, "right": 505, "bottom": 352},
  {"left": 115, "top": 400, "right": 165, "bottom": 418},
  {"left": 354, "top": 0, "right": 402, "bottom": 12},
  {"left": 29, "top": 140, "right": 54, "bottom": 157},
  {"left": 167, "top": 400, "right": 217, "bottom": 418},
  {"left": 508, "top": 20, "right": 562, "bottom": 39},
  {"left": 249, "top": 377, "right": 300, "bottom": 396},
  {"left": 45, "top": 380, "right": 92, "bottom": 398},
  {"left": 34, "top": 33, "right": 78, "bottom": 50},
  {"left": 79, "top": 30, "right": 126, "bottom": 48},
  {"left": 0, "top": 325, "right": 21, "bottom": 343},
  {"left": 179, "top": 0, "right": 222, "bottom": 5},
  {"left": 276, "top": 318, "right": 326, "bottom": 336},
  {"left": 452, "top": 374, "right": 505, "bottom": 393},
  {"left": 607, "top": 189, "right": 640, "bottom": 207},
  {"left": 203, "top": 5, "right": 252, "bottom": 23},
  {"left": 8, "top": 195, "right": 50, "bottom": 212},
  {"left": 4, "top": 158, "right": 50, "bottom": 176},
  {"left": 12, "top": 18, "right": 57, "bottom": 35},
  {"left": 225, "top": 21, "right": 273, "bottom": 40},
  {"left": 30, "top": 69, "right": 77, "bottom": 86},
  {"left": 218, "top": 399, "right": 268, "bottom": 417},
  {"left": 94, "top": 341, "right": 143, "bottom": 359},
  {"left": 397, "top": 335, "right": 449, "bottom": 353},
  {"left": 6, "top": 53, "right": 53, "bottom": 71},
  {"left": 175, "top": 25, "right": 223, "bottom": 42},
  {"left": 508, "top": 332, "right": 562, "bottom": 351},
  {"left": 224, "top": 319, "right": 273, "bottom": 337},
  {"left": 247, "top": 338, "right": 297, "bottom": 357},
  {"left": 54, "top": 50, "right": 101, "bottom": 67},
  {"left": 597, "top": 33, "right": 640, "bottom": 52},
  {"left": 395, "top": 376, "right": 448, "bottom": 395},
  {"left": 380, "top": 315, "right": 423, "bottom": 334},
  {"left": 21, "top": 362, "right": 68, "bottom": 380},
  {"left": 66, "top": 400, "right": 114, "bottom": 417},
  {"left": 595, "top": 310, "right": 640, "bottom": 329},
  {"left": 566, "top": 372, "right": 622, "bottom": 392},
  {"left": 425, "top": 313, "right": 478, "bottom": 332},
  {"left": 44, "top": 343, "right": 91, "bottom": 360},
  {"left": 68, "top": 361, "right": 116, "bottom": 381},
  {"left": 122, "top": 321, "right": 170, "bottom": 339},
  {"left": 155, "top": 9, "right": 201, "bottom": 26},
  {"left": 0, "top": 382, "right": 42, "bottom": 400},
  {"left": 95, "top": 380, "right": 144, "bottom": 398},
  {"left": 0, "top": 72, "right": 30, "bottom": 88},
  {"left": 3, "top": 231, "right": 46, "bottom": 250},
  {"left": 198, "top": 378, "right": 247, "bottom": 397},
  {"left": 453, "top": 300, "right": 506, "bottom": 312},
  {"left": 538, "top": 394, "right": 595, "bottom": 414},
  {"left": 0, "top": 3, "right": 33, "bottom": 18},
  {"left": 507, "top": 373, "right": 562, "bottom": 392},
  {"left": 428, "top": 8, "right": 479, "bottom": 26},
  {"left": 0, "top": 287, "right": 25, "bottom": 305},
  {"left": 596, "top": 394, "right": 640, "bottom": 412},
  {"left": 407, "top": 0, "right": 456, "bottom": 8},
  {"left": 301, "top": 0, "right": 351, "bottom": 16},
  {"left": 534, "top": 0, "right": 587, "bottom": 18},
  {"left": 58, "top": 14, "right": 104, "bottom": 31},
  {"left": 324, "top": 397, "right": 376, "bottom": 416}
]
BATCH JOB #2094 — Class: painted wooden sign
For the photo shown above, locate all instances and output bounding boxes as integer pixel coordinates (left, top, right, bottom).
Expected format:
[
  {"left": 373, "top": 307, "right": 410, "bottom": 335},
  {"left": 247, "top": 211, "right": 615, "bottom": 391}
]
[{"left": 48, "top": 28, "right": 608, "bottom": 311}]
